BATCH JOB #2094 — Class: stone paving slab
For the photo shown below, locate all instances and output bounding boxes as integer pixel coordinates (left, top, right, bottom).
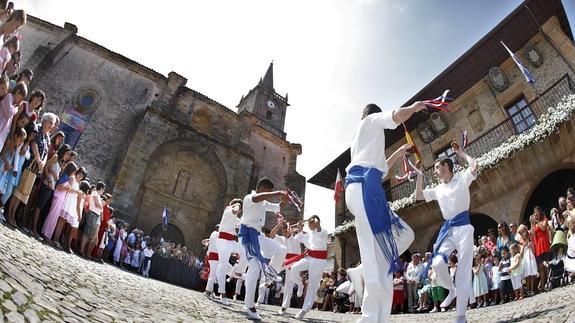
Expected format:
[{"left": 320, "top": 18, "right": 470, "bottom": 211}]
[{"left": 0, "top": 224, "right": 574, "bottom": 322}]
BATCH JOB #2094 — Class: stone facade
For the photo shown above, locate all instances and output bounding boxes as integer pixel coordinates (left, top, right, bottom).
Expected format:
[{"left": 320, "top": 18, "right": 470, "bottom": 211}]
[
  {"left": 18, "top": 16, "right": 305, "bottom": 253},
  {"left": 333, "top": 15, "right": 575, "bottom": 268}
]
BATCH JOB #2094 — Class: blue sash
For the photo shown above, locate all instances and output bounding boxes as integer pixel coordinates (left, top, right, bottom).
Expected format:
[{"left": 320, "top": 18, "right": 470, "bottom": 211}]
[
  {"left": 238, "top": 224, "right": 278, "bottom": 280},
  {"left": 345, "top": 165, "right": 404, "bottom": 273},
  {"left": 421, "top": 210, "right": 470, "bottom": 279}
]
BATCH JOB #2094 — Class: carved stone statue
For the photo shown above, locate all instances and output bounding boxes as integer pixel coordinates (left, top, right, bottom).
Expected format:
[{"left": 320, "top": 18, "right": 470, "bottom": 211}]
[
  {"left": 524, "top": 43, "right": 543, "bottom": 68},
  {"left": 488, "top": 66, "right": 509, "bottom": 92},
  {"left": 429, "top": 112, "right": 449, "bottom": 135},
  {"left": 417, "top": 122, "right": 436, "bottom": 144}
]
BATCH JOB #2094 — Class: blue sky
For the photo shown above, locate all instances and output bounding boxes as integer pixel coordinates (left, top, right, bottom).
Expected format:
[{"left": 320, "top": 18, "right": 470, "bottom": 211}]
[{"left": 23, "top": 0, "right": 575, "bottom": 232}]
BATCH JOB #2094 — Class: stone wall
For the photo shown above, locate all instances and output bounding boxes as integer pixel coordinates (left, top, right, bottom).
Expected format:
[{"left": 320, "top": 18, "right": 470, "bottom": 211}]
[{"left": 17, "top": 16, "right": 305, "bottom": 251}]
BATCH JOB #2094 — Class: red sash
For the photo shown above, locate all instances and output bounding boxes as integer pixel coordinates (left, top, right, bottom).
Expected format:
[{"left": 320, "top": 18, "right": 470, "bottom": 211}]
[
  {"left": 286, "top": 253, "right": 299, "bottom": 259},
  {"left": 208, "top": 252, "right": 219, "bottom": 261},
  {"left": 218, "top": 231, "right": 238, "bottom": 241},
  {"left": 283, "top": 250, "right": 327, "bottom": 267}
]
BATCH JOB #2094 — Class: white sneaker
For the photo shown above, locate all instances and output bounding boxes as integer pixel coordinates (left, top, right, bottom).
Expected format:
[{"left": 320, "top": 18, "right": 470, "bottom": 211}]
[
  {"left": 295, "top": 310, "right": 308, "bottom": 320},
  {"left": 220, "top": 295, "right": 230, "bottom": 306},
  {"left": 440, "top": 287, "right": 457, "bottom": 308},
  {"left": 204, "top": 291, "right": 212, "bottom": 299},
  {"left": 233, "top": 294, "right": 239, "bottom": 301},
  {"left": 244, "top": 306, "right": 261, "bottom": 320},
  {"left": 429, "top": 307, "right": 438, "bottom": 313},
  {"left": 277, "top": 308, "right": 287, "bottom": 315},
  {"left": 441, "top": 308, "right": 446, "bottom": 312}
]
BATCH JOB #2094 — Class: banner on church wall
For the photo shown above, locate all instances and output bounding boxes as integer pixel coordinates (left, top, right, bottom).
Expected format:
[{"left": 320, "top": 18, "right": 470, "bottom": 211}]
[{"left": 58, "top": 106, "right": 91, "bottom": 149}]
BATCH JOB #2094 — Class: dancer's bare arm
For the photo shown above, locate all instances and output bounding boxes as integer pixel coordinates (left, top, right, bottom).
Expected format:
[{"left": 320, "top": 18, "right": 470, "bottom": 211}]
[
  {"left": 415, "top": 164, "right": 425, "bottom": 201},
  {"left": 392, "top": 102, "right": 426, "bottom": 124},
  {"left": 252, "top": 191, "right": 287, "bottom": 204},
  {"left": 385, "top": 144, "right": 412, "bottom": 176},
  {"left": 453, "top": 143, "right": 478, "bottom": 177}
]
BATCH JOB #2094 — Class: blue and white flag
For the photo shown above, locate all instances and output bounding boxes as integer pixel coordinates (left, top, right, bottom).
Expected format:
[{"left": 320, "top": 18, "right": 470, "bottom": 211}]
[
  {"left": 162, "top": 207, "right": 169, "bottom": 231},
  {"left": 501, "top": 41, "right": 535, "bottom": 85}
]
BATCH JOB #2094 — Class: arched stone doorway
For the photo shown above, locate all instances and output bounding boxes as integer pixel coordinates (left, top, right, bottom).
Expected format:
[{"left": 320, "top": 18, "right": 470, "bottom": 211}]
[
  {"left": 150, "top": 223, "right": 186, "bottom": 246},
  {"left": 426, "top": 212, "right": 498, "bottom": 252},
  {"left": 522, "top": 169, "right": 575, "bottom": 224},
  {"left": 134, "top": 138, "right": 229, "bottom": 254}
]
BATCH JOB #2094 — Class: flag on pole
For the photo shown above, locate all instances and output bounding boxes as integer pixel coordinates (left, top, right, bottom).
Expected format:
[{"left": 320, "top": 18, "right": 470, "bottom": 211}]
[
  {"left": 501, "top": 41, "right": 535, "bottom": 84},
  {"left": 403, "top": 123, "right": 422, "bottom": 163},
  {"left": 162, "top": 207, "right": 169, "bottom": 231},
  {"left": 334, "top": 169, "right": 345, "bottom": 204}
]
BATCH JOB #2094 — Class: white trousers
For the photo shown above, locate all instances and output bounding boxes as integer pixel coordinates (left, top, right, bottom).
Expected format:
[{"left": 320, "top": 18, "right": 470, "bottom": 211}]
[
  {"left": 431, "top": 224, "right": 474, "bottom": 318},
  {"left": 240, "top": 234, "right": 287, "bottom": 308},
  {"left": 235, "top": 278, "right": 244, "bottom": 296},
  {"left": 290, "top": 257, "right": 327, "bottom": 312},
  {"left": 347, "top": 264, "right": 364, "bottom": 307},
  {"left": 346, "top": 183, "right": 414, "bottom": 323},
  {"left": 281, "top": 267, "right": 297, "bottom": 309},
  {"left": 142, "top": 259, "right": 152, "bottom": 277},
  {"left": 257, "top": 274, "right": 271, "bottom": 304},
  {"left": 215, "top": 238, "right": 242, "bottom": 294},
  {"left": 206, "top": 259, "right": 219, "bottom": 292}
]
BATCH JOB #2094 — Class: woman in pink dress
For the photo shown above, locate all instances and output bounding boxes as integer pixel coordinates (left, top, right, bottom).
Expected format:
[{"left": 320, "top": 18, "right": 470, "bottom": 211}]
[{"left": 41, "top": 162, "right": 80, "bottom": 244}]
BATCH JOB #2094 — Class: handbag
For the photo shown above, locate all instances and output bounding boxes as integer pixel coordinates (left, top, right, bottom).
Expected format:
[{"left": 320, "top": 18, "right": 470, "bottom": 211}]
[{"left": 12, "top": 160, "right": 40, "bottom": 204}]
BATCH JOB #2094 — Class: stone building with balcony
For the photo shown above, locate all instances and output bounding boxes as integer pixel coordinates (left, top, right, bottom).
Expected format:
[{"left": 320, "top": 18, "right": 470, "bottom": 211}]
[
  {"left": 309, "top": 0, "right": 575, "bottom": 268},
  {"left": 18, "top": 18, "right": 305, "bottom": 253}
]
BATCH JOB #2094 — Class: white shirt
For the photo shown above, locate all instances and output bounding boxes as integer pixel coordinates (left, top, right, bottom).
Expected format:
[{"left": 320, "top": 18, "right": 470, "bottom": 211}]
[
  {"left": 422, "top": 168, "right": 476, "bottom": 220},
  {"left": 295, "top": 228, "right": 328, "bottom": 251},
  {"left": 404, "top": 262, "right": 423, "bottom": 284},
  {"left": 218, "top": 205, "right": 240, "bottom": 234},
  {"left": 207, "top": 230, "right": 219, "bottom": 254},
  {"left": 88, "top": 191, "right": 103, "bottom": 215},
  {"left": 143, "top": 247, "right": 154, "bottom": 258},
  {"left": 240, "top": 190, "right": 280, "bottom": 232},
  {"left": 274, "top": 235, "right": 301, "bottom": 254},
  {"left": 346, "top": 110, "right": 399, "bottom": 175}
]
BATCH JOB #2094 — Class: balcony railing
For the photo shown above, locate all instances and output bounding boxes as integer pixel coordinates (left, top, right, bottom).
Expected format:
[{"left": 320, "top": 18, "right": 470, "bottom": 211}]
[{"left": 385, "top": 74, "right": 575, "bottom": 201}]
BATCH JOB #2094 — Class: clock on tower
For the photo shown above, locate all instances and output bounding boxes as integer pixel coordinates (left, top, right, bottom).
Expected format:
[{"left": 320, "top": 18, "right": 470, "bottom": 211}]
[{"left": 237, "top": 62, "right": 290, "bottom": 139}]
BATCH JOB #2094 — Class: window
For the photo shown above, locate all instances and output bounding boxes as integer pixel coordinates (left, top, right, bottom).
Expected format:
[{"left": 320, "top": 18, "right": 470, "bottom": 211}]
[
  {"left": 506, "top": 97, "right": 535, "bottom": 134},
  {"left": 435, "top": 144, "right": 457, "bottom": 165},
  {"left": 80, "top": 94, "right": 94, "bottom": 108},
  {"left": 76, "top": 88, "right": 100, "bottom": 111},
  {"left": 266, "top": 111, "right": 272, "bottom": 120}
]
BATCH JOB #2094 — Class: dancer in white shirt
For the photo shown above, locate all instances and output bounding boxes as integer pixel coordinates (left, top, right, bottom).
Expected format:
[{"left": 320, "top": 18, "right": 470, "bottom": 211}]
[
  {"left": 238, "top": 177, "right": 289, "bottom": 320},
  {"left": 415, "top": 142, "right": 478, "bottom": 323},
  {"left": 215, "top": 198, "right": 243, "bottom": 306},
  {"left": 271, "top": 220, "right": 304, "bottom": 315},
  {"left": 345, "top": 102, "right": 423, "bottom": 323},
  {"left": 204, "top": 225, "right": 220, "bottom": 299},
  {"left": 283, "top": 215, "right": 328, "bottom": 319}
]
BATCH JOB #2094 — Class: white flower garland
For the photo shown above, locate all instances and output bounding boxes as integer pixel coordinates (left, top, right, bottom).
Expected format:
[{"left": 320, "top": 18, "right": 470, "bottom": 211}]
[{"left": 333, "top": 94, "right": 575, "bottom": 236}]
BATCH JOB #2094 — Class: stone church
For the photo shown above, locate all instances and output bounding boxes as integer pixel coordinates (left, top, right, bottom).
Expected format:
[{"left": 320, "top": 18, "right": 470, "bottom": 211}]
[
  {"left": 18, "top": 17, "right": 305, "bottom": 253},
  {"left": 310, "top": 0, "right": 575, "bottom": 267}
]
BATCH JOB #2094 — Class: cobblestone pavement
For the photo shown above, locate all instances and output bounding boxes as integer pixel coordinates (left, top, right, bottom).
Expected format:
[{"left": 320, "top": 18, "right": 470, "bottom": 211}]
[{"left": 0, "top": 224, "right": 574, "bottom": 323}]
